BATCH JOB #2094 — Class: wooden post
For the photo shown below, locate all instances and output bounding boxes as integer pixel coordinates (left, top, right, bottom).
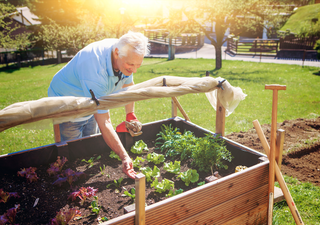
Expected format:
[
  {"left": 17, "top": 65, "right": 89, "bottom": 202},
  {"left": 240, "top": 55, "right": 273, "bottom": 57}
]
[
  {"left": 135, "top": 173, "right": 146, "bottom": 225},
  {"left": 215, "top": 92, "right": 225, "bottom": 136},
  {"left": 171, "top": 99, "right": 177, "bottom": 117},
  {"left": 276, "top": 129, "right": 285, "bottom": 171},
  {"left": 53, "top": 124, "right": 61, "bottom": 143}
]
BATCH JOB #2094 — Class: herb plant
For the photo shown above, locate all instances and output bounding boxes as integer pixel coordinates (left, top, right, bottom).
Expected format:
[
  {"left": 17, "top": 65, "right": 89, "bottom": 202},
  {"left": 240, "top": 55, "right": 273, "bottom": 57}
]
[
  {"left": 132, "top": 156, "right": 145, "bottom": 169},
  {"left": 47, "top": 156, "right": 68, "bottom": 176},
  {"left": 0, "top": 204, "right": 19, "bottom": 225},
  {"left": 178, "top": 169, "right": 199, "bottom": 186},
  {"left": 191, "top": 134, "right": 233, "bottom": 175},
  {"left": 0, "top": 189, "right": 19, "bottom": 203},
  {"left": 68, "top": 186, "right": 98, "bottom": 206},
  {"left": 130, "top": 140, "right": 149, "bottom": 154},
  {"left": 139, "top": 166, "right": 160, "bottom": 182},
  {"left": 82, "top": 155, "right": 101, "bottom": 168},
  {"left": 163, "top": 161, "right": 181, "bottom": 174},
  {"left": 146, "top": 152, "right": 165, "bottom": 164},
  {"left": 17, "top": 167, "right": 39, "bottom": 183},
  {"left": 109, "top": 151, "right": 121, "bottom": 161},
  {"left": 151, "top": 178, "right": 174, "bottom": 193},
  {"left": 50, "top": 207, "right": 82, "bottom": 225}
]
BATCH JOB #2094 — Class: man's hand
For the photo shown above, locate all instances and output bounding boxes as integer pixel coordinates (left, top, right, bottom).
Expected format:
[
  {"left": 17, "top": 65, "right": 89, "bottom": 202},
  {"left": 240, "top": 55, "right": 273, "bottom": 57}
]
[{"left": 121, "top": 156, "right": 136, "bottom": 179}]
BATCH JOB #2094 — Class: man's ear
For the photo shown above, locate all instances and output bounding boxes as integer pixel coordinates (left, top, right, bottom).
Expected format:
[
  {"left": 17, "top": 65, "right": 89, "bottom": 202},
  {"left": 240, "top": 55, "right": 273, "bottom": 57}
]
[{"left": 114, "top": 48, "right": 119, "bottom": 59}]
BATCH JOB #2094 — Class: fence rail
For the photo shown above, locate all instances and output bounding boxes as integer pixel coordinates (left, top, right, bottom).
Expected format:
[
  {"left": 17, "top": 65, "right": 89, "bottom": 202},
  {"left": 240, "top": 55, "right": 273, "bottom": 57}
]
[
  {"left": 227, "top": 39, "right": 279, "bottom": 56},
  {"left": 279, "top": 36, "right": 318, "bottom": 50}
]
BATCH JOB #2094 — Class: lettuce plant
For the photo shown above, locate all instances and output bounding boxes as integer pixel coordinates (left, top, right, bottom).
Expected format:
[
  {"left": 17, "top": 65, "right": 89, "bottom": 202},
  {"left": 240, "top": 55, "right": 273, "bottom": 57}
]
[
  {"left": 130, "top": 140, "right": 149, "bottom": 154},
  {"left": 17, "top": 167, "right": 39, "bottom": 183},
  {"left": 52, "top": 169, "right": 86, "bottom": 187},
  {"left": 109, "top": 151, "right": 121, "bottom": 161},
  {"left": 139, "top": 166, "right": 160, "bottom": 182},
  {"left": 90, "top": 196, "right": 101, "bottom": 215},
  {"left": 68, "top": 186, "right": 98, "bottom": 206},
  {"left": 146, "top": 152, "right": 165, "bottom": 164},
  {"left": 166, "top": 188, "right": 183, "bottom": 197},
  {"left": 178, "top": 169, "right": 199, "bottom": 186},
  {"left": 132, "top": 156, "right": 145, "bottom": 169},
  {"left": 0, "top": 189, "right": 19, "bottom": 203},
  {"left": 0, "top": 204, "right": 19, "bottom": 225},
  {"left": 50, "top": 207, "right": 81, "bottom": 225},
  {"left": 106, "top": 177, "right": 124, "bottom": 193},
  {"left": 47, "top": 156, "right": 68, "bottom": 176},
  {"left": 163, "top": 161, "right": 181, "bottom": 174},
  {"left": 151, "top": 178, "right": 174, "bottom": 193}
]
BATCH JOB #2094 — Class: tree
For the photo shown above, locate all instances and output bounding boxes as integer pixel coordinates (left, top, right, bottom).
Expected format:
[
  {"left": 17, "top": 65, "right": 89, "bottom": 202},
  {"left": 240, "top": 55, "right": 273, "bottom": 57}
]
[
  {"left": 162, "top": 0, "right": 290, "bottom": 69},
  {"left": 0, "top": 2, "right": 32, "bottom": 50}
]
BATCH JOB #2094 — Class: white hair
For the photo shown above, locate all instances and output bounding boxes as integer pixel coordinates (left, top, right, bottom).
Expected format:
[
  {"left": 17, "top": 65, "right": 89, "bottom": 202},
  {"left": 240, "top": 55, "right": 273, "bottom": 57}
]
[{"left": 113, "top": 31, "right": 150, "bottom": 58}]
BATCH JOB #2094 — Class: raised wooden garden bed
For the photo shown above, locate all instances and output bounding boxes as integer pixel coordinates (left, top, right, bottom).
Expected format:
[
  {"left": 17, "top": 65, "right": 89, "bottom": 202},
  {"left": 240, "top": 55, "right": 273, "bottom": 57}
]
[{"left": 0, "top": 117, "right": 268, "bottom": 225}]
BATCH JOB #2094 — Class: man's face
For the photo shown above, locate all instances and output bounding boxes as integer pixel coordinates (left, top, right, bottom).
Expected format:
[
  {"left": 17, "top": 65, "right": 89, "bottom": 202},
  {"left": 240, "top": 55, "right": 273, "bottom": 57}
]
[{"left": 115, "top": 48, "right": 144, "bottom": 76}]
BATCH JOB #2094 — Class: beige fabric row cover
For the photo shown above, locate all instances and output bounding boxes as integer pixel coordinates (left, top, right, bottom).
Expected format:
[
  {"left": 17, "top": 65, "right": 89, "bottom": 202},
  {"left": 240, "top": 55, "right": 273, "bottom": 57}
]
[{"left": 0, "top": 76, "right": 246, "bottom": 132}]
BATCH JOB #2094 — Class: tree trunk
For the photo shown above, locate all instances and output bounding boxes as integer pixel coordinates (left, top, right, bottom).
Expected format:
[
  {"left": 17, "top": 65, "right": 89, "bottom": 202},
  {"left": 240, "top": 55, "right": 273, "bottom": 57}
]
[
  {"left": 215, "top": 45, "right": 222, "bottom": 69},
  {"left": 57, "top": 50, "right": 62, "bottom": 64}
]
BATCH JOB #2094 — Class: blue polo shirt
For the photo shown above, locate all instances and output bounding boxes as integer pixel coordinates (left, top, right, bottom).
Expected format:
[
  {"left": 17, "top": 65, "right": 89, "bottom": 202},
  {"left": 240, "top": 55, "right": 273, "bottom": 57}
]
[{"left": 48, "top": 38, "right": 133, "bottom": 115}]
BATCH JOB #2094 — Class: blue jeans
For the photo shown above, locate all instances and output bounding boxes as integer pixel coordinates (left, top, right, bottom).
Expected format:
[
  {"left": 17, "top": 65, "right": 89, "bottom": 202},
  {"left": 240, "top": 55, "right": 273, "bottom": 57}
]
[{"left": 59, "top": 116, "right": 100, "bottom": 142}]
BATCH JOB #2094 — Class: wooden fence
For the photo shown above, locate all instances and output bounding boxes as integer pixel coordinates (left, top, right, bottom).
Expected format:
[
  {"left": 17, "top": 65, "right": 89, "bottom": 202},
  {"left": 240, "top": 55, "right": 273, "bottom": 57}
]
[
  {"left": 227, "top": 39, "right": 279, "bottom": 56},
  {"left": 279, "top": 36, "right": 318, "bottom": 51}
]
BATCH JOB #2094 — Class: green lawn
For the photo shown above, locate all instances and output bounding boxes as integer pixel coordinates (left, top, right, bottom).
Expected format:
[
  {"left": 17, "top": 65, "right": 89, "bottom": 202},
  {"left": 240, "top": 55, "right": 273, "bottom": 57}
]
[{"left": 0, "top": 58, "right": 319, "bottom": 224}]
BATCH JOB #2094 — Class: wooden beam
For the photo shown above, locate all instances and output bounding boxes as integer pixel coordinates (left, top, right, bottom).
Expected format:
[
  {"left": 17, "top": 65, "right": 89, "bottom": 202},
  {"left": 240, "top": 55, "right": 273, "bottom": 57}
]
[
  {"left": 215, "top": 95, "right": 225, "bottom": 136},
  {"left": 135, "top": 173, "right": 146, "bottom": 225},
  {"left": 171, "top": 97, "right": 190, "bottom": 121},
  {"left": 171, "top": 99, "right": 177, "bottom": 117},
  {"left": 53, "top": 124, "right": 61, "bottom": 143},
  {"left": 276, "top": 129, "right": 285, "bottom": 171}
]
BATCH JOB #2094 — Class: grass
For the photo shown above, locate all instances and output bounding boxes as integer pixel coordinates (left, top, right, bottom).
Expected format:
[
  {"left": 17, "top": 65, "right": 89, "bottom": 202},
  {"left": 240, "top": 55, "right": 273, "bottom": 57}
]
[
  {"left": 0, "top": 58, "right": 320, "bottom": 224},
  {"left": 280, "top": 4, "right": 320, "bottom": 34}
]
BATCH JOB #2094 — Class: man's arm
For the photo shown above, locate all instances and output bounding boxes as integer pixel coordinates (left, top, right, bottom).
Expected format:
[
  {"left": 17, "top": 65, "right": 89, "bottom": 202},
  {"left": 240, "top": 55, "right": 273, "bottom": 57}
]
[
  {"left": 94, "top": 112, "right": 136, "bottom": 179},
  {"left": 122, "top": 82, "right": 134, "bottom": 114}
]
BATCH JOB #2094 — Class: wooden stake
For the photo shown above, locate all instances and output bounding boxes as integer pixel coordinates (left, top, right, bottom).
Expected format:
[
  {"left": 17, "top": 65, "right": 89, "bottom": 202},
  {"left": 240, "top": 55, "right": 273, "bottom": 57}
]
[
  {"left": 265, "top": 84, "right": 286, "bottom": 224},
  {"left": 135, "top": 173, "right": 146, "bottom": 225},
  {"left": 276, "top": 129, "right": 285, "bottom": 171},
  {"left": 171, "top": 99, "right": 177, "bottom": 117},
  {"left": 253, "top": 120, "right": 304, "bottom": 225},
  {"left": 53, "top": 124, "right": 61, "bottom": 143},
  {"left": 171, "top": 97, "right": 191, "bottom": 121}
]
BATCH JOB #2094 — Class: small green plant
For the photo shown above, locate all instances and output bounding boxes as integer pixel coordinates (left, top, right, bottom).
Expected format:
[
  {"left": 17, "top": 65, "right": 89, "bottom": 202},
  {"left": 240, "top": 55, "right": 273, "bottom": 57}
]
[
  {"left": 109, "top": 151, "right": 121, "bottom": 161},
  {"left": 191, "top": 134, "right": 233, "bottom": 175},
  {"left": 178, "top": 169, "right": 199, "bottom": 187},
  {"left": 106, "top": 177, "right": 124, "bottom": 193},
  {"left": 197, "top": 181, "right": 205, "bottom": 186},
  {"left": 140, "top": 166, "right": 160, "bottom": 182},
  {"left": 131, "top": 140, "right": 149, "bottom": 154},
  {"left": 146, "top": 152, "right": 165, "bottom": 164},
  {"left": 163, "top": 161, "right": 181, "bottom": 174},
  {"left": 151, "top": 178, "right": 174, "bottom": 193},
  {"left": 99, "top": 165, "right": 105, "bottom": 175},
  {"left": 166, "top": 188, "right": 183, "bottom": 197},
  {"left": 123, "top": 187, "right": 136, "bottom": 202},
  {"left": 90, "top": 196, "right": 101, "bottom": 215},
  {"left": 132, "top": 156, "right": 145, "bottom": 169},
  {"left": 82, "top": 155, "right": 101, "bottom": 168}
]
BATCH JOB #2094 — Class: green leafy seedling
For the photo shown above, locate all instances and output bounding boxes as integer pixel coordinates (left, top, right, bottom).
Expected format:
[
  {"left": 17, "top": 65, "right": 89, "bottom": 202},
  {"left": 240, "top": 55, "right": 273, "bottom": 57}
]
[
  {"left": 163, "top": 161, "right": 181, "bottom": 174},
  {"left": 90, "top": 196, "right": 101, "bottom": 215},
  {"left": 166, "top": 188, "right": 184, "bottom": 197},
  {"left": 178, "top": 169, "right": 199, "bottom": 186},
  {"left": 197, "top": 181, "right": 205, "bottom": 186},
  {"left": 106, "top": 177, "right": 123, "bottom": 193},
  {"left": 109, "top": 152, "right": 121, "bottom": 161},
  {"left": 131, "top": 140, "right": 149, "bottom": 154},
  {"left": 151, "top": 178, "right": 174, "bottom": 193},
  {"left": 132, "top": 156, "right": 145, "bottom": 169},
  {"left": 146, "top": 152, "right": 165, "bottom": 164},
  {"left": 99, "top": 165, "right": 106, "bottom": 175},
  {"left": 123, "top": 187, "right": 136, "bottom": 202},
  {"left": 140, "top": 166, "right": 160, "bottom": 182},
  {"left": 82, "top": 155, "right": 101, "bottom": 168}
]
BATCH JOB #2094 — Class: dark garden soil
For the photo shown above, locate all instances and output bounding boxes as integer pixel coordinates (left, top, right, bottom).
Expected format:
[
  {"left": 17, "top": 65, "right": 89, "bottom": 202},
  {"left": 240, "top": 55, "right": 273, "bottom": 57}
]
[{"left": 1, "top": 117, "right": 320, "bottom": 224}]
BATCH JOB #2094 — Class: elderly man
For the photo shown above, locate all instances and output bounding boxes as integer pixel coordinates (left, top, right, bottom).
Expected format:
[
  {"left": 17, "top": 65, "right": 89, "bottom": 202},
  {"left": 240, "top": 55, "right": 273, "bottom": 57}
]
[{"left": 48, "top": 31, "right": 150, "bottom": 179}]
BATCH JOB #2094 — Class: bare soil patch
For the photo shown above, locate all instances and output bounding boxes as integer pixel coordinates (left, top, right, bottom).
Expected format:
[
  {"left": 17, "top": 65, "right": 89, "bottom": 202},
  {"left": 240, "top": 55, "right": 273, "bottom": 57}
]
[{"left": 225, "top": 117, "right": 320, "bottom": 186}]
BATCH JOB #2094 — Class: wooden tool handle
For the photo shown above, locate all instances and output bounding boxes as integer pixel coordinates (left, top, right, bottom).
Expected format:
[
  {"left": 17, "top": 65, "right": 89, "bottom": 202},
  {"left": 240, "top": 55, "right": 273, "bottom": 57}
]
[
  {"left": 253, "top": 120, "right": 304, "bottom": 225},
  {"left": 265, "top": 84, "right": 286, "bottom": 90}
]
